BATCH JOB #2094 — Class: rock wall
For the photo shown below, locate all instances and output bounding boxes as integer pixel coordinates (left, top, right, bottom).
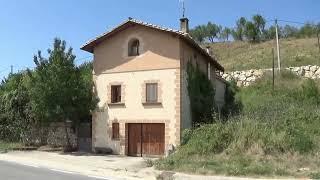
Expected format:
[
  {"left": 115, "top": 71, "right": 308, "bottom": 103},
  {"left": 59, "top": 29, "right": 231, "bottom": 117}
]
[
  {"left": 46, "top": 122, "right": 77, "bottom": 148},
  {"left": 221, "top": 65, "right": 320, "bottom": 86}
]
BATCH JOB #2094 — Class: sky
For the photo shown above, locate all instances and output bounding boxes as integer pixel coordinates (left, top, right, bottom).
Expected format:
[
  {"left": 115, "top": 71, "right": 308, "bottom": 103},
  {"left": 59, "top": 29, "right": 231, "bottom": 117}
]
[{"left": 0, "top": 0, "right": 319, "bottom": 79}]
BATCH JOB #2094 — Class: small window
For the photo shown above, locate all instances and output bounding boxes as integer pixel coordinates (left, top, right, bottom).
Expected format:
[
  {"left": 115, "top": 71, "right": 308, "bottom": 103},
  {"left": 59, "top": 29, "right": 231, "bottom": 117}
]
[
  {"left": 128, "top": 39, "right": 140, "bottom": 56},
  {"left": 112, "top": 123, "right": 119, "bottom": 140},
  {"left": 111, "top": 85, "right": 121, "bottom": 103},
  {"left": 146, "top": 83, "right": 158, "bottom": 103}
]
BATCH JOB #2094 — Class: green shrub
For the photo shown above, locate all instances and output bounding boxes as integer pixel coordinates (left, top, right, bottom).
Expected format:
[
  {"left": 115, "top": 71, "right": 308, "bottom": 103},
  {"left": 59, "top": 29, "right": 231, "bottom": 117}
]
[{"left": 181, "top": 129, "right": 193, "bottom": 145}]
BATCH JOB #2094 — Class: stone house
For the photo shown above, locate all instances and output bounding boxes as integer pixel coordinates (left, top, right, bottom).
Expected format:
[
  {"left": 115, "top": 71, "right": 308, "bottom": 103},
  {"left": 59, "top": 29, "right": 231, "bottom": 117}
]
[{"left": 81, "top": 17, "right": 226, "bottom": 156}]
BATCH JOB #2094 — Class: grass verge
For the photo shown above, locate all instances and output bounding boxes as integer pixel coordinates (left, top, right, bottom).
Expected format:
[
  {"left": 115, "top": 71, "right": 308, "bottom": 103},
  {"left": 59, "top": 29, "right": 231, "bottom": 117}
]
[
  {"left": 156, "top": 71, "right": 320, "bottom": 179},
  {"left": 0, "top": 141, "right": 23, "bottom": 153}
]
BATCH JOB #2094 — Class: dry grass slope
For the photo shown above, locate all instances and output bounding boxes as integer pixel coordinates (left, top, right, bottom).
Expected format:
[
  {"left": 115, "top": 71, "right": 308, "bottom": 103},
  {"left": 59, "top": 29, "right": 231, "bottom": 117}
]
[{"left": 211, "top": 38, "right": 320, "bottom": 71}]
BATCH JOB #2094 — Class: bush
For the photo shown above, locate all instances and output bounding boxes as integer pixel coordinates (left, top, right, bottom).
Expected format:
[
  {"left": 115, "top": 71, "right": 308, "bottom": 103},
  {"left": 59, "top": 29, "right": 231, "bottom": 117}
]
[{"left": 181, "top": 129, "right": 193, "bottom": 145}]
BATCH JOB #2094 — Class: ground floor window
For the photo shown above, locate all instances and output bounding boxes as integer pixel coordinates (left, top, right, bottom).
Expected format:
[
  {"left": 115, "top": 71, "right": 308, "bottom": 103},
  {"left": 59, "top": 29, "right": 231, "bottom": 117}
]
[{"left": 112, "top": 123, "right": 119, "bottom": 140}]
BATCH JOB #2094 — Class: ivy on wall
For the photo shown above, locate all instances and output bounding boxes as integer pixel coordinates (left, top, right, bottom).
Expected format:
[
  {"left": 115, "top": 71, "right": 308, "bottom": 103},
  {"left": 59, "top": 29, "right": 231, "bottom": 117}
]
[{"left": 186, "top": 62, "right": 216, "bottom": 126}]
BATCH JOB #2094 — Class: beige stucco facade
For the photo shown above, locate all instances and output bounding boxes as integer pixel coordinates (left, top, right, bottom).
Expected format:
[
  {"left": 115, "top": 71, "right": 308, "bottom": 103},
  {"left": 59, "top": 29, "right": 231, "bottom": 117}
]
[{"left": 83, "top": 20, "right": 225, "bottom": 155}]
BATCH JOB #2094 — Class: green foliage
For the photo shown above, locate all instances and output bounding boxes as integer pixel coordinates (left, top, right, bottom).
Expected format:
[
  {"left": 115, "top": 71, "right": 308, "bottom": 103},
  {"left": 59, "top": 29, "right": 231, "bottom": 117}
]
[
  {"left": 206, "top": 22, "right": 221, "bottom": 43},
  {"left": 221, "top": 80, "right": 242, "bottom": 118},
  {"left": 190, "top": 14, "right": 319, "bottom": 44},
  {"left": 0, "top": 38, "right": 97, "bottom": 147},
  {"left": 189, "top": 25, "right": 208, "bottom": 43},
  {"left": 0, "top": 141, "right": 22, "bottom": 153},
  {"left": 181, "top": 129, "right": 193, "bottom": 145},
  {"left": 186, "top": 62, "right": 216, "bottom": 126},
  {"left": 157, "top": 73, "right": 320, "bottom": 178},
  {"left": 0, "top": 72, "right": 33, "bottom": 142},
  {"left": 232, "top": 17, "right": 247, "bottom": 41},
  {"left": 29, "top": 38, "right": 97, "bottom": 126},
  {"left": 220, "top": 27, "right": 232, "bottom": 42}
]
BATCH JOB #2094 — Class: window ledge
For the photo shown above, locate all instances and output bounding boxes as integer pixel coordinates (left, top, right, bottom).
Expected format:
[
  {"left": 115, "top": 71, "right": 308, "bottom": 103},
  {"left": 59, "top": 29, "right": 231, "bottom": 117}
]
[
  {"left": 108, "top": 102, "right": 125, "bottom": 106},
  {"left": 142, "top": 102, "right": 162, "bottom": 106}
]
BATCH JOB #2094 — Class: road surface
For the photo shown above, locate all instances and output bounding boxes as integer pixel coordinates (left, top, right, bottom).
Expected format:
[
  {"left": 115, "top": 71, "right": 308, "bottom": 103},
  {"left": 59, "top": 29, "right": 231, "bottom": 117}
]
[{"left": 0, "top": 160, "right": 112, "bottom": 180}]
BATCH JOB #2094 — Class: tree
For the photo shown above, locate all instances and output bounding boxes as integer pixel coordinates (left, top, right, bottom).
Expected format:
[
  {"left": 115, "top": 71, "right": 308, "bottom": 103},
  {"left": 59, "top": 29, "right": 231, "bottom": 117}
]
[
  {"left": 28, "top": 38, "right": 97, "bottom": 151},
  {"left": 220, "top": 27, "right": 232, "bottom": 42},
  {"left": 299, "top": 23, "right": 316, "bottom": 38},
  {"left": 0, "top": 72, "right": 32, "bottom": 142},
  {"left": 233, "top": 17, "right": 247, "bottom": 41},
  {"left": 190, "top": 25, "right": 208, "bottom": 43},
  {"left": 264, "top": 26, "right": 277, "bottom": 40},
  {"left": 206, "top": 22, "right": 221, "bottom": 43},
  {"left": 253, "top": 14, "right": 266, "bottom": 34},
  {"left": 244, "top": 21, "right": 259, "bottom": 42},
  {"left": 282, "top": 25, "right": 299, "bottom": 38}
]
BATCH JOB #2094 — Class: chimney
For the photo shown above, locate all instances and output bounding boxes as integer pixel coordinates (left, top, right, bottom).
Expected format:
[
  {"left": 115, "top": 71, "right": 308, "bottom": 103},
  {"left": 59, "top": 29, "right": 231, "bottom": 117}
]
[
  {"left": 180, "top": 18, "right": 189, "bottom": 33},
  {"left": 206, "top": 46, "right": 212, "bottom": 55}
]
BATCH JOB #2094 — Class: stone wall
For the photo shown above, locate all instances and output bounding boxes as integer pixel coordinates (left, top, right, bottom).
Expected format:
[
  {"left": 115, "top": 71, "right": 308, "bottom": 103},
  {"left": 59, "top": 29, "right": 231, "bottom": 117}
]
[
  {"left": 221, "top": 65, "right": 320, "bottom": 86},
  {"left": 46, "top": 122, "right": 77, "bottom": 148}
]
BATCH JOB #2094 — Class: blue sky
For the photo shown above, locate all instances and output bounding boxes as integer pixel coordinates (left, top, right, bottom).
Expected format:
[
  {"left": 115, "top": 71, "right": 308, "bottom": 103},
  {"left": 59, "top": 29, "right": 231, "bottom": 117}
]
[{"left": 0, "top": 0, "right": 319, "bottom": 79}]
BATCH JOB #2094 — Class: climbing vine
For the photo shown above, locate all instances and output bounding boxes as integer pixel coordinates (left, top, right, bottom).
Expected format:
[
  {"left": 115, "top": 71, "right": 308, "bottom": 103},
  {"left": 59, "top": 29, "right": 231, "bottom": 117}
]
[{"left": 186, "top": 62, "right": 216, "bottom": 126}]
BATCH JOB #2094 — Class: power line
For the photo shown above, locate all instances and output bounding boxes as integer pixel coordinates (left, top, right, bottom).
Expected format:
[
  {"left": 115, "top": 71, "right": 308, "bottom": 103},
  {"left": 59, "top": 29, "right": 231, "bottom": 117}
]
[{"left": 277, "top": 19, "right": 306, "bottom": 25}]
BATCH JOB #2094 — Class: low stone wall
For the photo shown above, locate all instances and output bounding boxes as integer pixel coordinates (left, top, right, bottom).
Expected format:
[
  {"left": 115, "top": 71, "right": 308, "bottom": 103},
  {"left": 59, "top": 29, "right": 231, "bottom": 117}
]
[
  {"left": 221, "top": 65, "right": 320, "bottom": 86},
  {"left": 46, "top": 122, "right": 77, "bottom": 148}
]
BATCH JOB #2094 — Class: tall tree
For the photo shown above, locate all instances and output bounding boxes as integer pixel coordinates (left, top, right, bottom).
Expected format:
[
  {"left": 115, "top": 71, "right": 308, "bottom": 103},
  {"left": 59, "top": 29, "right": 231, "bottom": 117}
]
[
  {"left": 244, "top": 21, "right": 259, "bottom": 42},
  {"left": 233, "top": 17, "right": 247, "bottom": 41},
  {"left": 220, "top": 27, "right": 232, "bottom": 42},
  {"left": 28, "top": 38, "right": 97, "bottom": 151},
  {"left": 253, "top": 14, "right": 266, "bottom": 34},
  {"left": 206, "top": 22, "right": 221, "bottom": 43},
  {"left": 190, "top": 25, "right": 208, "bottom": 43}
]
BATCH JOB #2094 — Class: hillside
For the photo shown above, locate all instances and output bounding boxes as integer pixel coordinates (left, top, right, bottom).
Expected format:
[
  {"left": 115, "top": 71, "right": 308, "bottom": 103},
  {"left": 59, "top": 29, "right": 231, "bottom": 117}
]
[
  {"left": 210, "top": 38, "right": 320, "bottom": 71},
  {"left": 156, "top": 72, "right": 320, "bottom": 178}
]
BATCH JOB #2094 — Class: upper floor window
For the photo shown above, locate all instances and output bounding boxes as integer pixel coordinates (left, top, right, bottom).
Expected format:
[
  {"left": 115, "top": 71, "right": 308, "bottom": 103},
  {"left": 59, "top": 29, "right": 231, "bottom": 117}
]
[
  {"left": 128, "top": 39, "right": 140, "bottom": 56},
  {"left": 111, "top": 85, "right": 121, "bottom": 103},
  {"left": 146, "top": 83, "right": 158, "bottom": 103}
]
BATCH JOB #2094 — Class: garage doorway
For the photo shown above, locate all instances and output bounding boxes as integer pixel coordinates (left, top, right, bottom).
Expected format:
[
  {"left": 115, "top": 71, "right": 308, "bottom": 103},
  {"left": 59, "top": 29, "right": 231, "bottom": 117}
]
[{"left": 128, "top": 123, "right": 165, "bottom": 156}]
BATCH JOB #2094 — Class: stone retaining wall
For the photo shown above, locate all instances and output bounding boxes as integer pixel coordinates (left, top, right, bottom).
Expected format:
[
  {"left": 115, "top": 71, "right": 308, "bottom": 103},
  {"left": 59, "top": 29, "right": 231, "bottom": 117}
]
[{"left": 221, "top": 65, "right": 320, "bottom": 86}]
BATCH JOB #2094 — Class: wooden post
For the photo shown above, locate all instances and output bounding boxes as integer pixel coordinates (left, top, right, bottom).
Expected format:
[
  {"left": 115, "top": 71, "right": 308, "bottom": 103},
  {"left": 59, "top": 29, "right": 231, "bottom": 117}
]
[
  {"left": 272, "top": 48, "right": 275, "bottom": 91},
  {"left": 317, "top": 31, "right": 320, "bottom": 53},
  {"left": 275, "top": 19, "right": 281, "bottom": 72}
]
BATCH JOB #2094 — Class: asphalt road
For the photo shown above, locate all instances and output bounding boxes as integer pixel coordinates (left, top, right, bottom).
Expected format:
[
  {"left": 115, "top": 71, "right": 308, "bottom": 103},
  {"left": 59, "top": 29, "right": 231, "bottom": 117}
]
[{"left": 0, "top": 160, "right": 112, "bottom": 180}]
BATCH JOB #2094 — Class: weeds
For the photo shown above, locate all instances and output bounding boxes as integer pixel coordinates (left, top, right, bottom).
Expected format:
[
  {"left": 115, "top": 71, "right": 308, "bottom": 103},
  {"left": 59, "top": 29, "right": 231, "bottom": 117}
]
[{"left": 156, "top": 73, "right": 320, "bottom": 178}]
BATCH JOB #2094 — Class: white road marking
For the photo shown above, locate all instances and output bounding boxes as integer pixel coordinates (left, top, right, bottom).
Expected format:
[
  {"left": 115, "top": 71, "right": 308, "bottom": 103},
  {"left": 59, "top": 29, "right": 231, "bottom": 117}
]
[
  {"left": 49, "top": 168, "right": 76, "bottom": 174},
  {"left": 87, "top": 175, "right": 110, "bottom": 180}
]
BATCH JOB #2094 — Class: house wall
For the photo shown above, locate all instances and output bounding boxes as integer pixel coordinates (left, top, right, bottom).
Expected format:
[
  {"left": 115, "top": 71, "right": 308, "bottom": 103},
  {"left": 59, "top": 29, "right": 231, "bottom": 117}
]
[
  {"left": 92, "top": 25, "right": 181, "bottom": 155},
  {"left": 93, "top": 25, "right": 180, "bottom": 74},
  {"left": 179, "top": 39, "right": 224, "bottom": 130},
  {"left": 93, "top": 69, "right": 179, "bottom": 154}
]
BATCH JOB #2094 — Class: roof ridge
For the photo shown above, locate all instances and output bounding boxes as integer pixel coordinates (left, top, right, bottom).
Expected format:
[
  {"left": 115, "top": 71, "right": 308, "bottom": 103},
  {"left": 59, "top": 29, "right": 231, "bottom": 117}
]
[
  {"left": 80, "top": 18, "right": 224, "bottom": 71},
  {"left": 128, "top": 18, "right": 187, "bottom": 35}
]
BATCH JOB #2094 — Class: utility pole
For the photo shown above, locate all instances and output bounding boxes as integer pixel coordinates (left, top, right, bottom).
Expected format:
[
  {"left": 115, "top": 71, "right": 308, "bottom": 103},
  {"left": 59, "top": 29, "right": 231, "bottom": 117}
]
[
  {"left": 275, "top": 19, "right": 281, "bottom": 73},
  {"left": 10, "top": 65, "right": 13, "bottom": 74}
]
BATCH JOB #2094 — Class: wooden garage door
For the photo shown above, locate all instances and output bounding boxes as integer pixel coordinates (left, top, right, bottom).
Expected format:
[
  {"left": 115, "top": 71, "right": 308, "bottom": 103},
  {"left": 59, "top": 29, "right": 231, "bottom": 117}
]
[{"left": 128, "top": 123, "right": 165, "bottom": 156}]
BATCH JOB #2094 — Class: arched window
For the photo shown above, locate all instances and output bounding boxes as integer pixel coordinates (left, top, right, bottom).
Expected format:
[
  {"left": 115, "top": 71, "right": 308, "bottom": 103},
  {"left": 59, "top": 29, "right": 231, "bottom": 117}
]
[{"left": 128, "top": 39, "right": 140, "bottom": 56}]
